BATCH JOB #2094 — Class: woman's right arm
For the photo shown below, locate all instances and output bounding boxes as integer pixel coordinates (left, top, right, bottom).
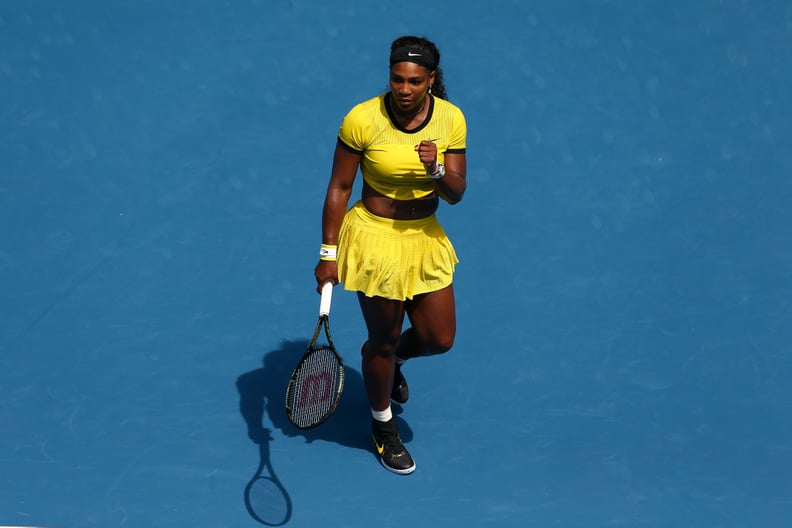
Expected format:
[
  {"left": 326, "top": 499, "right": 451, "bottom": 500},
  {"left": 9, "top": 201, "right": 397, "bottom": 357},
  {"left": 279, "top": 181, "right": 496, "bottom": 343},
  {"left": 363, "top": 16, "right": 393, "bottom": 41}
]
[{"left": 314, "top": 141, "right": 362, "bottom": 291}]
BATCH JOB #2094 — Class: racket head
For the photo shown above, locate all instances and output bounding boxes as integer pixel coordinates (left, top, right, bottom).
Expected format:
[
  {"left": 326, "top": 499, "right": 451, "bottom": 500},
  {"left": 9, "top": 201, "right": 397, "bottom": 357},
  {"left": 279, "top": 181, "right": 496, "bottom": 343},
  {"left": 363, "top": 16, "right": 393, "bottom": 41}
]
[{"left": 285, "top": 344, "right": 345, "bottom": 429}]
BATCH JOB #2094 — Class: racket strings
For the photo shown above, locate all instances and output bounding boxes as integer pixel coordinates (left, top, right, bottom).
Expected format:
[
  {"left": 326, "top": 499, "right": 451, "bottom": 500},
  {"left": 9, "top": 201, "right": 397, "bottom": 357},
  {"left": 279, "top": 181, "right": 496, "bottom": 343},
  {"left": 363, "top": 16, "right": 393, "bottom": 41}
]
[{"left": 287, "top": 346, "right": 344, "bottom": 428}]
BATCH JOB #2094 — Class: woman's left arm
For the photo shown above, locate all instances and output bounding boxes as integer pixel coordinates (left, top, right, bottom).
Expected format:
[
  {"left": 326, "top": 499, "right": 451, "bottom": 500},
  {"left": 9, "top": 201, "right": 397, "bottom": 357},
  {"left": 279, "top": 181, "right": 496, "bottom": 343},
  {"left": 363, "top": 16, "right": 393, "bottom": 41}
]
[
  {"left": 416, "top": 140, "right": 466, "bottom": 204},
  {"left": 434, "top": 152, "right": 466, "bottom": 204}
]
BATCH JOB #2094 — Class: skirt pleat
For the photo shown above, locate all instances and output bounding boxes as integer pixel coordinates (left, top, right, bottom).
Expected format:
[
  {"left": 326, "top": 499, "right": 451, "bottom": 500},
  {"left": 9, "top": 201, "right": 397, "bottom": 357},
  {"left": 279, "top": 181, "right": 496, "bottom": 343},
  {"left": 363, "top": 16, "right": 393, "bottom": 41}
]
[{"left": 337, "top": 201, "right": 458, "bottom": 301}]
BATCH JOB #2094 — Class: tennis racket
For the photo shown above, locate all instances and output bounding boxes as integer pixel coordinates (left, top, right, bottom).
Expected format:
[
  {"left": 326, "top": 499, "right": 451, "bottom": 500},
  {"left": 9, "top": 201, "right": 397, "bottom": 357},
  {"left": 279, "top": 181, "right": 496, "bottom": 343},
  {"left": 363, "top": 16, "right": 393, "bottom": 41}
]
[{"left": 285, "top": 282, "right": 345, "bottom": 429}]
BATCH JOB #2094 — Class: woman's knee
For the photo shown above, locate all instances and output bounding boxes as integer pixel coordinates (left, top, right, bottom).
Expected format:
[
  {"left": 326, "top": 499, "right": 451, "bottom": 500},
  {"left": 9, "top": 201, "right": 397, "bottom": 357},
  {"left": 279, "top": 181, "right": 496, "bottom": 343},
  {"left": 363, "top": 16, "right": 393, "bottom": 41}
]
[
  {"left": 425, "top": 333, "right": 455, "bottom": 356},
  {"left": 366, "top": 332, "right": 402, "bottom": 357}
]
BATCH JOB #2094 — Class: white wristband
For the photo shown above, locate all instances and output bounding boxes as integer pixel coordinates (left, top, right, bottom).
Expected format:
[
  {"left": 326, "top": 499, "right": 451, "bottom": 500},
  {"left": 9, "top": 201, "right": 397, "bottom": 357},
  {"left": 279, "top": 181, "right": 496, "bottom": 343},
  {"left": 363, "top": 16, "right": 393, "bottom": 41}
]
[{"left": 319, "top": 244, "right": 337, "bottom": 261}]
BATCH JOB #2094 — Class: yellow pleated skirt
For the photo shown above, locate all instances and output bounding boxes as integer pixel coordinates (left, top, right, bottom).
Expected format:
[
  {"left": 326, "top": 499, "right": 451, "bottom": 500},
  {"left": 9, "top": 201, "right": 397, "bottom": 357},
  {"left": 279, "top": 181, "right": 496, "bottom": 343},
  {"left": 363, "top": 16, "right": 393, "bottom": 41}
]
[{"left": 337, "top": 201, "right": 458, "bottom": 301}]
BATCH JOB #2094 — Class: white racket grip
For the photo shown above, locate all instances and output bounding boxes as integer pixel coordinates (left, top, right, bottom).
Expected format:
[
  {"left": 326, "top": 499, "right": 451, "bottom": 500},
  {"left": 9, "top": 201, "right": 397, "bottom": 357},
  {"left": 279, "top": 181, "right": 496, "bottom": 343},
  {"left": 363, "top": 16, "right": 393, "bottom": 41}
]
[{"left": 319, "top": 282, "right": 333, "bottom": 316}]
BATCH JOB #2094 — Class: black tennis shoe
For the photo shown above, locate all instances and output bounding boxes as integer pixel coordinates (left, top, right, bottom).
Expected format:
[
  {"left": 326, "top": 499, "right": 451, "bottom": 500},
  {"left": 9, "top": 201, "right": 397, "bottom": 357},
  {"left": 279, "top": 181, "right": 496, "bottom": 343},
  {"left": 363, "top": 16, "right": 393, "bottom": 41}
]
[{"left": 371, "top": 419, "right": 415, "bottom": 475}]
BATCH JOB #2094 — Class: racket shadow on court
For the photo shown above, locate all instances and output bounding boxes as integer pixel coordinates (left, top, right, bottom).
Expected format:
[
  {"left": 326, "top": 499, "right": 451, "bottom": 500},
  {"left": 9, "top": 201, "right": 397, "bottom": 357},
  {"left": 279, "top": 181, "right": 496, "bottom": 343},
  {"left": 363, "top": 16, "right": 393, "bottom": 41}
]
[
  {"left": 237, "top": 339, "right": 410, "bottom": 523},
  {"left": 237, "top": 338, "right": 375, "bottom": 449}
]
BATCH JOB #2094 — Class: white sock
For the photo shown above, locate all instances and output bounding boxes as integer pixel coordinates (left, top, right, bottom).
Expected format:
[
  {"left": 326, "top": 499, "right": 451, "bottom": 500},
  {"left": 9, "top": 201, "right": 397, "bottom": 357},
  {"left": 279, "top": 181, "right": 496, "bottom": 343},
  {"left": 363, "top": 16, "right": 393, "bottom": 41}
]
[{"left": 371, "top": 406, "right": 393, "bottom": 422}]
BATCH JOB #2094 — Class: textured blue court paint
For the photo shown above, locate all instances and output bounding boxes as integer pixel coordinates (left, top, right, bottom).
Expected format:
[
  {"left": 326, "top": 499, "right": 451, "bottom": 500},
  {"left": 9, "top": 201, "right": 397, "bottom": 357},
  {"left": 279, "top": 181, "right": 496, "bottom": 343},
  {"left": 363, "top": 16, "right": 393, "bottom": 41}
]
[{"left": 2, "top": 1, "right": 791, "bottom": 526}]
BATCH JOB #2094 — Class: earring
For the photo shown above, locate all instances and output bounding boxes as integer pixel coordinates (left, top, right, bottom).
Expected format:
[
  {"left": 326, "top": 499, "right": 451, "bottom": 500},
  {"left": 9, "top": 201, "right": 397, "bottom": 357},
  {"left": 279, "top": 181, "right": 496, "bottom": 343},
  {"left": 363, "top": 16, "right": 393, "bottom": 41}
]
[{"left": 428, "top": 86, "right": 433, "bottom": 94}]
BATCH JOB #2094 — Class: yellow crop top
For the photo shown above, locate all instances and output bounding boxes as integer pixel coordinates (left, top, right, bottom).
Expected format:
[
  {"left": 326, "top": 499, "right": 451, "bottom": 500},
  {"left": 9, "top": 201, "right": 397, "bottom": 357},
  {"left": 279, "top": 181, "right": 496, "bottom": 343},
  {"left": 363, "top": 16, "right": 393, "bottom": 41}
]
[{"left": 337, "top": 93, "right": 467, "bottom": 200}]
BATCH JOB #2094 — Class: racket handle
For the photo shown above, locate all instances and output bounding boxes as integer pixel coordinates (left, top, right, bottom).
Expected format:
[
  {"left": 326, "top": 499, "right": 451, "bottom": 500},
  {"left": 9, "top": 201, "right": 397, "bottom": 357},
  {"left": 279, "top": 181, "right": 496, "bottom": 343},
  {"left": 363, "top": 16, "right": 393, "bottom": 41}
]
[{"left": 319, "top": 282, "right": 333, "bottom": 316}]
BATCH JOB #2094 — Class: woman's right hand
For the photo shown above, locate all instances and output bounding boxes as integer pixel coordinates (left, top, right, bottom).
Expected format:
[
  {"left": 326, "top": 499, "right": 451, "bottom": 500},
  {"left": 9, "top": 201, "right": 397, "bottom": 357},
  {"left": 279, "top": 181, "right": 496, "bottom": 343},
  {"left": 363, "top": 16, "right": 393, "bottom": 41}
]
[{"left": 314, "top": 260, "right": 339, "bottom": 293}]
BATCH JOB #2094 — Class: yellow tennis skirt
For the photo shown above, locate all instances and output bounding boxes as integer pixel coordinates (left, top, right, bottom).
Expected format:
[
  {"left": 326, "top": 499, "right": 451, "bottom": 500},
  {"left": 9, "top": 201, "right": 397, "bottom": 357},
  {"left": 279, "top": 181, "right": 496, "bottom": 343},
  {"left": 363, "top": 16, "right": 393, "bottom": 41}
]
[{"left": 338, "top": 201, "right": 458, "bottom": 301}]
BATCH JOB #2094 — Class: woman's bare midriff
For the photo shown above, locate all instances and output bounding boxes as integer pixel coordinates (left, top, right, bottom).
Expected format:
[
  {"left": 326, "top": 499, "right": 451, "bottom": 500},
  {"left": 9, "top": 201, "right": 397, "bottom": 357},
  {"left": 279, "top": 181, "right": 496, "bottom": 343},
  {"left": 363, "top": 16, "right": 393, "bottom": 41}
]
[{"left": 362, "top": 181, "right": 439, "bottom": 220}]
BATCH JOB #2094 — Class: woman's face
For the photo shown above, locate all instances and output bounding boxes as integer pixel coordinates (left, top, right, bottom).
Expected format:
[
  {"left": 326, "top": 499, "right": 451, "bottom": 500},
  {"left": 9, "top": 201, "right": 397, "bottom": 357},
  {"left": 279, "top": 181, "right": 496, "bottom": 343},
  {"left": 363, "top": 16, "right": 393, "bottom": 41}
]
[{"left": 389, "top": 61, "right": 435, "bottom": 113}]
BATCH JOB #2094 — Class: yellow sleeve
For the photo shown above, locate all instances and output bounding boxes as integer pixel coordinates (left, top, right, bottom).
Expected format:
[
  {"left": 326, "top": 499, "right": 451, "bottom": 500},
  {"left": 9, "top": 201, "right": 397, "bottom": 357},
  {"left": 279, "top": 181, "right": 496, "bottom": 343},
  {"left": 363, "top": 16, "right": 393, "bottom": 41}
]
[
  {"left": 337, "top": 102, "right": 371, "bottom": 153},
  {"left": 448, "top": 106, "right": 467, "bottom": 152}
]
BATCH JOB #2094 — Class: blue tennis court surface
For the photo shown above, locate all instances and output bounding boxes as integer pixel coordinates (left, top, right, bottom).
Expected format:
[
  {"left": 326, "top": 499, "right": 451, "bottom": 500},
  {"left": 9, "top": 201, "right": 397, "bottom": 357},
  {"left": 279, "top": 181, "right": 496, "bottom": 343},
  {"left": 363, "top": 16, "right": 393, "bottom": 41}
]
[{"left": 2, "top": 1, "right": 791, "bottom": 526}]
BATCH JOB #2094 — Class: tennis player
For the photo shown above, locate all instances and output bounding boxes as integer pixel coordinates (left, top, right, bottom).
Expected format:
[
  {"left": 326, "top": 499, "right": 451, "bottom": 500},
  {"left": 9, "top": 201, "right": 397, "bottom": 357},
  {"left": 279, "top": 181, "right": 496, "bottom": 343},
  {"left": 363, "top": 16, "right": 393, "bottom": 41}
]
[{"left": 314, "top": 35, "right": 467, "bottom": 475}]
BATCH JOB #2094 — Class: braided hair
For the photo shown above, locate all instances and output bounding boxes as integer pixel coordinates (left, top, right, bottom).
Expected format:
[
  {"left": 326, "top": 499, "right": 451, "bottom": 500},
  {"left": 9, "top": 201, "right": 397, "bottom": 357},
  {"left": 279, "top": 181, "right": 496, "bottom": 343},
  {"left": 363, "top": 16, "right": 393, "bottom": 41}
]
[{"left": 390, "top": 36, "right": 448, "bottom": 100}]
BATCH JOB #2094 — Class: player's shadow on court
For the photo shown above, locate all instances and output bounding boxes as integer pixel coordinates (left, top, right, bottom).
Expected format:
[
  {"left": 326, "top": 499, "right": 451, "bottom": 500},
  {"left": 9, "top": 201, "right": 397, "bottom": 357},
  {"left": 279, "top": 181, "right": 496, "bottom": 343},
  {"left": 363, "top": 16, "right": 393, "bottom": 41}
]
[{"left": 236, "top": 338, "right": 412, "bottom": 453}]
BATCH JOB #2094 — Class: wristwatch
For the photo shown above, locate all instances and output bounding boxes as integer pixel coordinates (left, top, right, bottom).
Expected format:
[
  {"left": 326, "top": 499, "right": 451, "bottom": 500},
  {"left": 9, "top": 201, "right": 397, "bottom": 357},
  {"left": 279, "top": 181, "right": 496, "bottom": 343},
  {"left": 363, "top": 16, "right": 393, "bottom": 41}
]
[{"left": 428, "top": 163, "right": 445, "bottom": 179}]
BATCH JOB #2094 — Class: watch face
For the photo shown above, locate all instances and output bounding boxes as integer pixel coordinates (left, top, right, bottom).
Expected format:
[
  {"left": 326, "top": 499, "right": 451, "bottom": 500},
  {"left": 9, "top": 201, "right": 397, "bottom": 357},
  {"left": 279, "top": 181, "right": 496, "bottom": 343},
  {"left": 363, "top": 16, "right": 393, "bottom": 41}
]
[{"left": 429, "top": 164, "right": 445, "bottom": 179}]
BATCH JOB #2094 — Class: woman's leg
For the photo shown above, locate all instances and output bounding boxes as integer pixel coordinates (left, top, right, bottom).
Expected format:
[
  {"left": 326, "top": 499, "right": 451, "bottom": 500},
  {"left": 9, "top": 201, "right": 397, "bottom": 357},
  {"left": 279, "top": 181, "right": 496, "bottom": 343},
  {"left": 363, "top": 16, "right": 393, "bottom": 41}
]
[
  {"left": 397, "top": 284, "right": 457, "bottom": 360},
  {"left": 357, "top": 293, "right": 416, "bottom": 474},
  {"left": 357, "top": 293, "right": 406, "bottom": 412}
]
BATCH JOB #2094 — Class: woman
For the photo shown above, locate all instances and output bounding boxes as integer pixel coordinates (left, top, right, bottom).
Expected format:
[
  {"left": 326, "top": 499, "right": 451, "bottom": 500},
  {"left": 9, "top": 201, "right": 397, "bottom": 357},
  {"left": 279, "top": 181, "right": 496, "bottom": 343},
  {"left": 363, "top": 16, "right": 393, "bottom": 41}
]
[{"left": 314, "top": 35, "right": 467, "bottom": 475}]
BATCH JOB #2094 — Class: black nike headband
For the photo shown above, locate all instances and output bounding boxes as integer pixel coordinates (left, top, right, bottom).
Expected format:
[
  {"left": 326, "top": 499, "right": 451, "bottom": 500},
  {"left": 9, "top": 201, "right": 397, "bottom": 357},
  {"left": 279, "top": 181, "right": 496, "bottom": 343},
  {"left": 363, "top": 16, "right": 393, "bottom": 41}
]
[{"left": 389, "top": 45, "right": 437, "bottom": 70}]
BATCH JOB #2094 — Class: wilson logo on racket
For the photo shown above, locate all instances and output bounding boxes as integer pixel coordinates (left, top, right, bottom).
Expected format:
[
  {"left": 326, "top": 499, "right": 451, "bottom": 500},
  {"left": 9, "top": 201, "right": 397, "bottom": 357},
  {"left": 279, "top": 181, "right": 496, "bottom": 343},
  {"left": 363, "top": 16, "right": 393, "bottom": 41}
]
[{"left": 298, "top": 372, "right": 333, "bottom": 406}]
